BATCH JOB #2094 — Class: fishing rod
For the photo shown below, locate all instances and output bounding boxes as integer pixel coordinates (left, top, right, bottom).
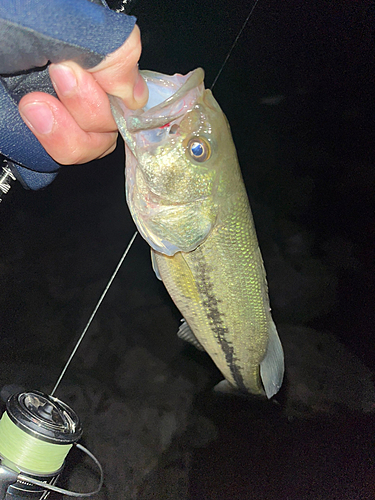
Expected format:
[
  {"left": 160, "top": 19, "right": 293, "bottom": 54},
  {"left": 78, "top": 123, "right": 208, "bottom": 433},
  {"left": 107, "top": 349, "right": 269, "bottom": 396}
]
[{"left": 0, "top": 1, "right": 260, "bottom": 498}]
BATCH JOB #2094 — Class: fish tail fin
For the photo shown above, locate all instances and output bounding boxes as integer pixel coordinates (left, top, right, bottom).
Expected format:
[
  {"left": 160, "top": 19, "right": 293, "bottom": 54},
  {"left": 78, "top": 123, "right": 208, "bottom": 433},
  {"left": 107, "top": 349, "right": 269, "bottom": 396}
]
[{"left": 260, "top": 320, "right": 284, "bottom": 398}]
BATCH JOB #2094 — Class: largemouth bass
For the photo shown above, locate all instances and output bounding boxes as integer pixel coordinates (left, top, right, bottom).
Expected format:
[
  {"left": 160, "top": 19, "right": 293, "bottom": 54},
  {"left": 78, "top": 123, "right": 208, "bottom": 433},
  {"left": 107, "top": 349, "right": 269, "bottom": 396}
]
[{"left": 110, "top": 68, "right": 284, "bottom": 398}]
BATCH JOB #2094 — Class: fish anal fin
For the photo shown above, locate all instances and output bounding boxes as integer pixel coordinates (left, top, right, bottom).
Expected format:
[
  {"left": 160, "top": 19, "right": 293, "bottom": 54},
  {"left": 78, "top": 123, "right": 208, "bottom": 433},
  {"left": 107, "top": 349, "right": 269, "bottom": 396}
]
[
  {"left": 177, "top": 319, "right": 205, "bottom": 351},
  {"left": 213, "top": 379, "right": 238, "bottom": 394},
  {"left": 213, "top": 380, "right": 266, "bottom": 400},
  {"left": 260, "top": 320, "right": 284, "bottom": 399}
]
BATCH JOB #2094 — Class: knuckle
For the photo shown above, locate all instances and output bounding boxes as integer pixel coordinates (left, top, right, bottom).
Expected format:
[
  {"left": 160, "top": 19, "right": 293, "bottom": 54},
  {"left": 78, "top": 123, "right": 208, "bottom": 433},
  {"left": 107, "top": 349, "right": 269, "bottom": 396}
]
[
  {"left": 124, "top": 26, "right": 142, "bottom": 64},
  {"left": 57, "top": 132, "right": 117, "bottom": 165},
  {"left": 98, "top": 141, "right": 117, "bottom": 159}
]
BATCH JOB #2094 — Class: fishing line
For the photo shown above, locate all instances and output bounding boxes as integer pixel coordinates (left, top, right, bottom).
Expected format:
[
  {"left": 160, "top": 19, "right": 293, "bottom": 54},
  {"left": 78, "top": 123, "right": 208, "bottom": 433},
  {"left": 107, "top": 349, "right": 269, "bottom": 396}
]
[
  {"left": 52, "top": 0, "right": 261, "bottom": 397},
  {"left": 0, "top": 5, "right": 263, "bottom": 497},
  {"left": 50, "top": 230, "right": 138, "bottom": 397},
  {"left": 210, "top": 0, "right": 261, "bottom": 90},
  {"left": 51, "top": 0, "right": 261, "bottom": 397}
]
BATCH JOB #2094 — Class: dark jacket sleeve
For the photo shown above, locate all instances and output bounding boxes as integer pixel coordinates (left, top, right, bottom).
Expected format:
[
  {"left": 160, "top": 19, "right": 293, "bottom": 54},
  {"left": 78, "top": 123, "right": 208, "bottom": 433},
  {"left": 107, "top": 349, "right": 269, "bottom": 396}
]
[{"left": 0, "top": 0, "right": 136, "bottom": 189}]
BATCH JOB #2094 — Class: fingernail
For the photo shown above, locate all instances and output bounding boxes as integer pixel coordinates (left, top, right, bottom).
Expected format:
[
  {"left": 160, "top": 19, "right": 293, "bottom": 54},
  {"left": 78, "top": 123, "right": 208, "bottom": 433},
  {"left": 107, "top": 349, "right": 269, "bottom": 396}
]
[
  {"left": 133, "top": 73, "right": 148, "bottom": 105},
  {"left": 50, "top": 63, "right": 77, "bottom": 96},
  {"left": 20, "top": 102, "right": 54, "bottom": 135}
]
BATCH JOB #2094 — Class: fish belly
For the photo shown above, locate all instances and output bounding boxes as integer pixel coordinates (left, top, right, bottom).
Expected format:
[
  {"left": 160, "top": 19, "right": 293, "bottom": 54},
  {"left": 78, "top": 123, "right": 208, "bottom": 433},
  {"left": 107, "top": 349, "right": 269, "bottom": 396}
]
[{"left": 153, "top": 188, "right": 272, "bottom": 395}]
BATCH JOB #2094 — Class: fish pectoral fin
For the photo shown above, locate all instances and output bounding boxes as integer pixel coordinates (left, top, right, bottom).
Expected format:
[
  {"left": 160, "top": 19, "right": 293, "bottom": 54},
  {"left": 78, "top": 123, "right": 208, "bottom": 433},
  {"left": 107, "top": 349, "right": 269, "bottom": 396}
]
[
  {"left": 151, "top": 249, "right": 162, "bottom": 281},
  {"left": 177, "top": 319, "right": 205, "bottom": 351},
  {"left": 260, "top": 320, "right": 285, "bottom": 399}
]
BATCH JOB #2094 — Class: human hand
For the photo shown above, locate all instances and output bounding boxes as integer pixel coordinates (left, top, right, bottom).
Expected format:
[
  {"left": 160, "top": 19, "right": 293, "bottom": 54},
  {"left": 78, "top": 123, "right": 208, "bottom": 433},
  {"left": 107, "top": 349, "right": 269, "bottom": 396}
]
[{"left": 18, "top": 25, "right": 148, "bottom": 165}]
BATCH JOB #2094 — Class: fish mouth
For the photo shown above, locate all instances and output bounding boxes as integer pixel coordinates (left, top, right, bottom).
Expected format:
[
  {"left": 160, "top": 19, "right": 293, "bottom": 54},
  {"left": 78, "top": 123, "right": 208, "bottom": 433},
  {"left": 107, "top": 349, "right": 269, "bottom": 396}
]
[
  {"left": 109, "top": 68, "right": 206, "bottom": 158},
  {"left": 121, "top": 68, "right": 205, "bottom": 132}
]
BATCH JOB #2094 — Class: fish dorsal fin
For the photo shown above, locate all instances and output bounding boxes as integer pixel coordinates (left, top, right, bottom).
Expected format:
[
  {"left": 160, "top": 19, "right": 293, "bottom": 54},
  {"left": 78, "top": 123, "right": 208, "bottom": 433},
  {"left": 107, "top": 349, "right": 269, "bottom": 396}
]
[
  {"left": 260, "top": 320, "right": 284, "bottom": 398},
  {"left": 177, "top": 319, "right": 205, "bottom": 352}
]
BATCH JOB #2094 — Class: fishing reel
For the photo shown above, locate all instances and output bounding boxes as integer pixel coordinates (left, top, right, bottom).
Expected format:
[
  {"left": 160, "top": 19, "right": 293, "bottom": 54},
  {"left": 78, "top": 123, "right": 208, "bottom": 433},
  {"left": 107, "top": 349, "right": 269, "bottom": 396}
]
[{"left": 0, "top": 390, "right": 103, "bottom": 499}]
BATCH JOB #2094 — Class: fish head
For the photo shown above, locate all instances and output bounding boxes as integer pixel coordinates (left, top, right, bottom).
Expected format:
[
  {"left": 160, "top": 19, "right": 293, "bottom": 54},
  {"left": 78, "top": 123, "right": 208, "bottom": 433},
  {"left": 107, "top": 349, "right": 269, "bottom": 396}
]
[{"left": 110, "top": 68, "right": 238, "bottom": 256}]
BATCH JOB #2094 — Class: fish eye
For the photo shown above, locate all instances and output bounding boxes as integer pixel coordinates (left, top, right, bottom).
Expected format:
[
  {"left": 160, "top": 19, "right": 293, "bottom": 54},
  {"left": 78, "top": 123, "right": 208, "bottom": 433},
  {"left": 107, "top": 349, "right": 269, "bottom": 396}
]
[{"left": 187, "top": 137, "right": 211, "bottom": 162}]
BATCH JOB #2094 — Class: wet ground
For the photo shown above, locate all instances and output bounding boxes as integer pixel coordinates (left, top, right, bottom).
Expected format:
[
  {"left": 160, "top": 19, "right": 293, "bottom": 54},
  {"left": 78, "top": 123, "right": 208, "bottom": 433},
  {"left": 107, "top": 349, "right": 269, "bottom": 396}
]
[{"left": 1, "top": 1, "right": 375, "bottom": 499}]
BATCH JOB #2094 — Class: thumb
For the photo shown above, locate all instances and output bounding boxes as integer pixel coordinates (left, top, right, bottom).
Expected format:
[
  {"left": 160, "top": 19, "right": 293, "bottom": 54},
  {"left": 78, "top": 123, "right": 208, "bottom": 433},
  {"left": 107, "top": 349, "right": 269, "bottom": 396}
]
[{"left": 88, "top": 25, "right": 148, "bottom": 110}]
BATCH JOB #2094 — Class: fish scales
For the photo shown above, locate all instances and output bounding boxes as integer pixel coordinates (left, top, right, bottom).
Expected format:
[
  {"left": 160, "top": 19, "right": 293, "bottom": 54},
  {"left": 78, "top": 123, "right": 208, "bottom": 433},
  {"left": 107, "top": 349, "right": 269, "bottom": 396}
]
[
  {"left": 110, "top": 68, "right": 284, "bottom": 398},
  {"left": 153, "top": 181, "right": 270, "bottom": 394}
]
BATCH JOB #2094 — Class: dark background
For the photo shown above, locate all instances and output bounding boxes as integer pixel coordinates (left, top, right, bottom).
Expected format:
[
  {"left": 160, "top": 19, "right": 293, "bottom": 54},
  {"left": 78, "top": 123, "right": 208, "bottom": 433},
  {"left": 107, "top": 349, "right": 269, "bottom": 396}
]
[{"left": 0, "top": 1, "right": 374, "bottom": 499}]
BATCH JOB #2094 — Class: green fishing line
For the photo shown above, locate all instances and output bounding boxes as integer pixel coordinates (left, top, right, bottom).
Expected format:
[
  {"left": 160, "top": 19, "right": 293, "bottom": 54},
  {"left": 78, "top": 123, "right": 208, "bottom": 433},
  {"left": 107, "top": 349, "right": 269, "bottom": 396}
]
[{"left": 0, "top": 413, "right": 72, "bottom": 474}]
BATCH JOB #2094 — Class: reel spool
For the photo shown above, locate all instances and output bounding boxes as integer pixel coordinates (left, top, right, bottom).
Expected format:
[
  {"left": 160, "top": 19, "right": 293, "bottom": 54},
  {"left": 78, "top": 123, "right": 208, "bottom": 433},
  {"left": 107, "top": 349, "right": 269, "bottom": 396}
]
[{"left": 0, "top": 391, "right": 103, "bottom": 499}]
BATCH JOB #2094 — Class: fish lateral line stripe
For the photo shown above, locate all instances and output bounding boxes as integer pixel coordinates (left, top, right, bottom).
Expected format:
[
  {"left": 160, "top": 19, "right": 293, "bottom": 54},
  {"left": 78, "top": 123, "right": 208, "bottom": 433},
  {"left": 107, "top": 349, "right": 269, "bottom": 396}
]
[{"left": 193, "top": 249, "right": 247, "bottom": 391}]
